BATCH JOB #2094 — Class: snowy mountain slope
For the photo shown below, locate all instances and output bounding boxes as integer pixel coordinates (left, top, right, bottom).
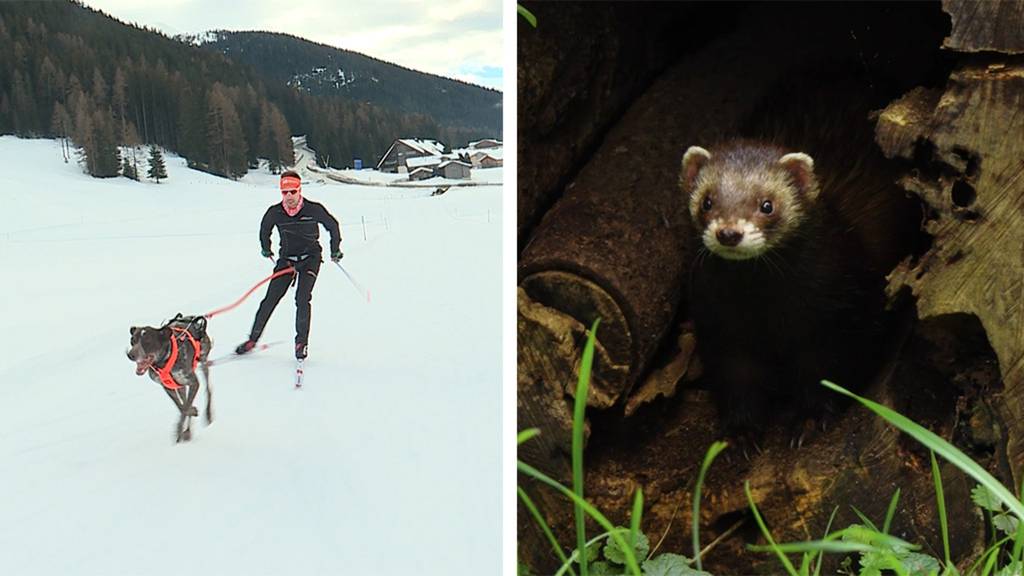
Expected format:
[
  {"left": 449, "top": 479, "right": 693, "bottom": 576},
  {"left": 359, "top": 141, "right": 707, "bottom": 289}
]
[{"left": 0, "top": 137, "right": 501, "bottom": 575}]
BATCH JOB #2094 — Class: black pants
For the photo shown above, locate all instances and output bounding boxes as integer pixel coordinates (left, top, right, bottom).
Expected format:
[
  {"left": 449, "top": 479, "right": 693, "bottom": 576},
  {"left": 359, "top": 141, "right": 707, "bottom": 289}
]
[{"left": 249, "top": 255, "right": 321, "bottom": 345}]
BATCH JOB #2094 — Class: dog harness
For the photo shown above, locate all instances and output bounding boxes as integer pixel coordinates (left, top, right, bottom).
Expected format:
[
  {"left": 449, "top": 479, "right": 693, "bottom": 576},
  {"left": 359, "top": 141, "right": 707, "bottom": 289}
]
[{"left": 152, "top": 327, "right": 201, "bottom": 390}]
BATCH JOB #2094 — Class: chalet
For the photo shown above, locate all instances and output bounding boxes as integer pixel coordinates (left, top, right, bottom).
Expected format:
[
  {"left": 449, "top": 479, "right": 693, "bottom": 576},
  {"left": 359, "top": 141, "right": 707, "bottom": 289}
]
[
  {"left": 438, "top": 160, "right": 472, "bottom": 180},
  {"left": 470, "top": 151, "right": 503, "bottom": 169},
  {"left": 376, "top": 138, "right": 447, "bottom": 173},
  {"left": 406, "top": 155, "right": 444, "bottom": 171},
  {"left": 468, "top": 139, "right": 502, "bottom": 150},
  {"left": 409, "top": 167, "right": 435, "bottom": 181}
]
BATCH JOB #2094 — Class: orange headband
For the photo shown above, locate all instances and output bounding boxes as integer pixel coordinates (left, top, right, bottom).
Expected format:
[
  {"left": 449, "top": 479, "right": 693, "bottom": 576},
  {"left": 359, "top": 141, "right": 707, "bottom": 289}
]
[{"left": 280, "top": 175, "right": 302, "bottom": 193}]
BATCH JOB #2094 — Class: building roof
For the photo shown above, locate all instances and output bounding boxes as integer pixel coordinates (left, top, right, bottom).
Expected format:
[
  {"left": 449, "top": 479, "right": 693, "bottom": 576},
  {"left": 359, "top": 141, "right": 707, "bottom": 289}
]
[
  {"left": 398, "top": 138, "right": 446, "bottom": 156},
  {"left": 406, "top": 155, "right": 444, "bottom": 169},
  {"left": 438, "top": 160, "right": 472, "bottom": 169}
]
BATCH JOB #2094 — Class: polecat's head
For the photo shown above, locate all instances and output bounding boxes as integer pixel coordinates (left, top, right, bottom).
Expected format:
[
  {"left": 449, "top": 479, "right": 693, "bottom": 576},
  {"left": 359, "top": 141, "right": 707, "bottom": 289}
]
[{"left": 679, "top": 143, "right": 821, "bottom": 260}]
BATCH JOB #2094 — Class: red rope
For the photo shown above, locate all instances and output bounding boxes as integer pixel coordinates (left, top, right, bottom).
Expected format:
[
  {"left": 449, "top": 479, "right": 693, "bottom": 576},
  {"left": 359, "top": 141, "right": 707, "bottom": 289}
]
[{"left": 204, "top": 266, "right": 295, "bottom": 319}]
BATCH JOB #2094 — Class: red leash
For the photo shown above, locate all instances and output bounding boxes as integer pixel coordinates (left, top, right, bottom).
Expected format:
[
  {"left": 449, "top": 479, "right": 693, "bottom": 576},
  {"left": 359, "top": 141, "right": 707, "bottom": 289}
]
[{"left": 204, "top": 266, "right": 295, "bottom": 319}]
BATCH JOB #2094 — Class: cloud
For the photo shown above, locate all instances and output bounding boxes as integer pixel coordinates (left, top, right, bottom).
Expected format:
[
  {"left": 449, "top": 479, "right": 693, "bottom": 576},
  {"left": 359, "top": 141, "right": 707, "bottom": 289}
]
[{"left": 81, "top": 0, "right": 503, "bottom": 89}]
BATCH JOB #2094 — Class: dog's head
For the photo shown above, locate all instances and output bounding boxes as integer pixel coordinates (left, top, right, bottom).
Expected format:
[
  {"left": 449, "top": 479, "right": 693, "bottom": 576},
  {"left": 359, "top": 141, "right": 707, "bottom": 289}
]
[{"left": 127, "top": 326, "right": 168, "bottom": 376}]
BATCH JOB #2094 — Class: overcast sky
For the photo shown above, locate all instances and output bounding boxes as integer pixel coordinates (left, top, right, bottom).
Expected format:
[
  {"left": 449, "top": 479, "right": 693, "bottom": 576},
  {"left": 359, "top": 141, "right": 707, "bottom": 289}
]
[{"left": 81, "top": 0, "right": 503, "bottom": 91}]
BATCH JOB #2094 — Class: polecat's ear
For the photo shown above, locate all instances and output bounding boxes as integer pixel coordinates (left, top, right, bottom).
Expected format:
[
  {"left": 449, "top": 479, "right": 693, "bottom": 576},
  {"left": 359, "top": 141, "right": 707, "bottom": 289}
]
[
  {"left": 778, "top": 152, "right": 819, "bottom": 200},
  {"left": 130, "top": 326, "right": 138, "bottom": 336},
  {"left": 680, "top": 146, "right": 712, "bottom": 195}
]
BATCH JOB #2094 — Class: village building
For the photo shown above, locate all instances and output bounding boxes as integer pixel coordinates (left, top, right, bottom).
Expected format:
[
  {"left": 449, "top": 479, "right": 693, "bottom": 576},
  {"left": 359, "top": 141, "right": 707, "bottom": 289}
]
[
  {"left": 376, "top": 138, "right": 447, "bottom": 173},
  {"left": 470, "top": 150, "right": 503, "bottom": 169},
  {"left": 438, "top": 160, "right": 472, "bottom": 180},
  {"left": 467, "top": 139, "right": 502, "bottom": 150},
  {"left": 408, "top": 167, "right": 435, "bottom": 181}
]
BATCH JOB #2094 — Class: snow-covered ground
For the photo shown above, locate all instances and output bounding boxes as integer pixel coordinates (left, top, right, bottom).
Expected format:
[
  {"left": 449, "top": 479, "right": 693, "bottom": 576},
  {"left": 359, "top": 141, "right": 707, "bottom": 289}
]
[{"left": 0, "top": 136, "right": 502, "bottom": 574}]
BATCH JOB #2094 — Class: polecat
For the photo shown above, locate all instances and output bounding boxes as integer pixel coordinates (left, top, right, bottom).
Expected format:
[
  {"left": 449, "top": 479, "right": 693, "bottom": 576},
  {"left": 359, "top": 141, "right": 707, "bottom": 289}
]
[{"left": 679, "top": 140, "right": 888, "bottom": 437}]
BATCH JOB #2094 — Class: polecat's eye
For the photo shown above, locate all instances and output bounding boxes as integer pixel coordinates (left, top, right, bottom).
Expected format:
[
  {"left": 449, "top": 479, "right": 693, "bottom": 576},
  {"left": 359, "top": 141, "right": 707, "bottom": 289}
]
[
  {"left": 760, "top": 200, "right": 774, "bottom": 214},
  {"left": 701, "top": 196, "right": 712, "bottom": 211}
]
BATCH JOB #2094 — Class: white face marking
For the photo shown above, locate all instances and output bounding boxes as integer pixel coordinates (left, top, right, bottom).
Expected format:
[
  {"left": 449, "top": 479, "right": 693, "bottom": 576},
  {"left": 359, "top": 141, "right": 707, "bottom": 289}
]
[{"left": 703, "top": 217, "right": 768, "bottom": 260}]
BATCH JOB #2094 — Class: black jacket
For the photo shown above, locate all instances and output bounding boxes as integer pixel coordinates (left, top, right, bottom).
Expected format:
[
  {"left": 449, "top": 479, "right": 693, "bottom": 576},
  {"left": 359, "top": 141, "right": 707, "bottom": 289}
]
[{"left": 260, "top": 199, "right": 341, "bottom": 258}]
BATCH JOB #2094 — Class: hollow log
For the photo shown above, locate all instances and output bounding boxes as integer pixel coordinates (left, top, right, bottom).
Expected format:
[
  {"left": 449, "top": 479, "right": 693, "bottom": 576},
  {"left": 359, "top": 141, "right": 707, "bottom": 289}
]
[
  {"left": 941, "top": 0, "right": 1024, "bottom": 54},
  {"left": 517, "top": 3, "right": 697, "bottom": 248},
  {"left": 876, "top": 61, "right": 1024, "bottom": 488}
]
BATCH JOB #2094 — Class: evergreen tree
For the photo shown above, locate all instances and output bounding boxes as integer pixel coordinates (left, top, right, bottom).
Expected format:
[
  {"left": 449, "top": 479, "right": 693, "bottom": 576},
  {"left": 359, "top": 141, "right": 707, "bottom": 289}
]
[
  {"left": 121, "top": 154, "right": 137, "bottom": 180},
  {"left": 147, "top": 144, "right": 167, "bottom": 183},
  {"left": 90, "top": 108, "right": 121, "bottom": 177}
]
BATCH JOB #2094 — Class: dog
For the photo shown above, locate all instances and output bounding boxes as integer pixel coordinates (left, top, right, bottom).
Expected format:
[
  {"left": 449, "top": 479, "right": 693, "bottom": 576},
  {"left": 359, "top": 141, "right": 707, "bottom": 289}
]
[{"left": 127, "top": 314, "right": 213, "bottom": 443}]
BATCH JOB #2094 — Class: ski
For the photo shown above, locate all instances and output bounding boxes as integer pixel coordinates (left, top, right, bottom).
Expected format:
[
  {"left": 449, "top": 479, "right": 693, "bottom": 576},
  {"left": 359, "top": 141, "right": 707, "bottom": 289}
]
[
  {"left": 295, "top": 359, "right": 305, "bottom": 389},
  {"left": 207, "top": 341, "right": 282, "bottom": 367}
]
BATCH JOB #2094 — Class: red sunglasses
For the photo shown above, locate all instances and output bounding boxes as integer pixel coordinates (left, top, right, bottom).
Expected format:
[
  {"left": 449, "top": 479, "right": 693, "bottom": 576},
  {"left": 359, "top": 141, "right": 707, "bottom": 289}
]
[{"left": 281, "top": 189, "right": 300, "bottom": 195}]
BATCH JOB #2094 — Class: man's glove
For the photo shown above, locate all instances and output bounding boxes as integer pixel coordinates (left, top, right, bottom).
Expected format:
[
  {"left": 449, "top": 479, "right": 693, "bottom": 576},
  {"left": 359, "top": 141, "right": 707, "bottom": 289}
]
[
  {"left": 331, "top": 250, "right": 343, "bottom": 263},
  {"left": 261, "top": 249, "right": 273, "bottom": 259}
]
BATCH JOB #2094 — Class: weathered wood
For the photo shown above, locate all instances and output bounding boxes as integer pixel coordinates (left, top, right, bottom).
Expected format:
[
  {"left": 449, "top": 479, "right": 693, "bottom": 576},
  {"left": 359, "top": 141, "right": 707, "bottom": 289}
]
[
  {"left": 942, "top": 0, "right": 1024, "bottom": 54},
  {"left": 876, "top": 62, "right": 1024, "bottom": 487},
  {"left": 517, "top": 3, "right": 695, "bottom": 248}
]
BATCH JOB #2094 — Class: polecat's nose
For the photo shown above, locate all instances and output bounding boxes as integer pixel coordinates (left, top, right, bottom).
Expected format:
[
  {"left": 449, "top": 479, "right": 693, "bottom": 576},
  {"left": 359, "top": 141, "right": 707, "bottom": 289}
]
[{"left": 716, "top": 228, "right": 743, "bottom": 247}]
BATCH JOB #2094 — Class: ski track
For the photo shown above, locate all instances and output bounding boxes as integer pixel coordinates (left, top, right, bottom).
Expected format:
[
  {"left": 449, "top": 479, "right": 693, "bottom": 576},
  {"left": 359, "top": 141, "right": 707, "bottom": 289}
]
[{"left": 0, "top": 137, "right": 502, "bottom": 575}]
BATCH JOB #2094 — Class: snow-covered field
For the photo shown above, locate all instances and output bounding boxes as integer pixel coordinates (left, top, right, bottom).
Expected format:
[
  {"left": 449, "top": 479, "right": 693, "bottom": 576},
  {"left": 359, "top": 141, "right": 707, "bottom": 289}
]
[{"left": 0, "top": 137, "right": 502, "bottom": 575}]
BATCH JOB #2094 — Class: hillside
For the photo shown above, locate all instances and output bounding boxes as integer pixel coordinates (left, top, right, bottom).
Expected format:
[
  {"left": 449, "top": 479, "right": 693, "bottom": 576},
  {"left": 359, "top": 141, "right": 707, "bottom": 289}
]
[
  {"left": 0, "top": 1, "right": 498, "bottom": 175},
  {"left": 191, "top": 31, "right": 502, "bottom": 137}
]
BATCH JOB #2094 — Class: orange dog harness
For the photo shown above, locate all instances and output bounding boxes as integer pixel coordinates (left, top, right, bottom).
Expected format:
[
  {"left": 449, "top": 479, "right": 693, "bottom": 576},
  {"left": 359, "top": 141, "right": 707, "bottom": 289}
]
[{"left": 152, "top": 327, "right": 201, "bottom": 390}]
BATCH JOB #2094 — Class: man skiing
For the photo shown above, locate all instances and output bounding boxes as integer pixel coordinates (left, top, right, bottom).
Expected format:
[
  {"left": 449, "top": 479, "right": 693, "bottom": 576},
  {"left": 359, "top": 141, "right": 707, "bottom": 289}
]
[{"left": 236, "top": 170, "right": 343, "bottom": 360}]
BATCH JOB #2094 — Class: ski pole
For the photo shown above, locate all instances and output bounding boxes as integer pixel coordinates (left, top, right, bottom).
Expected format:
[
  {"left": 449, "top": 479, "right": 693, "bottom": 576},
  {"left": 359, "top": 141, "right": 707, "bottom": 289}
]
[{"left": 334, "top": 261, "right": 371, "bottom": 303}]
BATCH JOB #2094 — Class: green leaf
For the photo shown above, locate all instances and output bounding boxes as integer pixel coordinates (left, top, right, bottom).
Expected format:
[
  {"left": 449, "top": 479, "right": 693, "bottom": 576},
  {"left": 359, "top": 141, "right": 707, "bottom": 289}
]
[
  {"left": 883, "top": 489, "right": 902, "bottom": 535},
  {"left": 642, "top": 553, "right": 710, "bottom": 576},
  {"left": 693, "top": 441, "right": 728, "bottom": 572},
  {"left": 902, "top": 552, "right": 942, "bottom": 576},
  {"left": 517, "top": 4, "right": 538, "bottom": 28},
  {"left": 630, "top": 488, "right": 644, "bottom": 557},
  {"left": 519, "top": 487, "right": 576, "bottom": 576},
  {"left": 588, "top": 561, "right": 621, "bottom": 576},
  {"left": 994, "top": 513, "right": 1021, "bottom": 536},
  {"left": 518, "top": 428, "right": 541, "bottom": 445},
  {"left": 972, "top": 484, "right": 1004, "bottom": 512},
  {"left": 605, "top": 531, "right": 649, "bottom": 566},
  {"left": 573, "top": 319, "right": 601, "bottom": 576}
]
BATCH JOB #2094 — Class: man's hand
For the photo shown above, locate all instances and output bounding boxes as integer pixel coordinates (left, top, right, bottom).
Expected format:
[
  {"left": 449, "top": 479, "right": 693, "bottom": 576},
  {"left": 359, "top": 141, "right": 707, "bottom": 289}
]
[
  {"left": 331, "top": 250, "right": 343, "bottom": 263},
  {"left": 261, "top": 249, "right": 273, "bottom": 259}
]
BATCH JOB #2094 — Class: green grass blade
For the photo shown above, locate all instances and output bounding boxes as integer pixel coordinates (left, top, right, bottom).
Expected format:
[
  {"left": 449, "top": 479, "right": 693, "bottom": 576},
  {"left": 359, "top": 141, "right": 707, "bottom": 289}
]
[
  {"left": 883, "top": 488, "right": 901, "bottom": 535},
  {"left": 930, "top": 451, "right": 952, "bottom": 567},
  {"left": 518, "top": 428, "right": 541, "bottom": 445},
  {"left": 799, "top": 552, "right": 812, "bottom": 576},
  {"left": 1013, "top": 519, "right": 1024, "bottom": 564},
  {"left": 693, "top": 441, "right": 728, "bottom": 572},
  {"left": 630, "top": 487, "right": 643, "bottom": 554},
  {"left": 813, "top": 507, "right": 840, "bottom": 576},
  {"left": 850, "top": 505, "right": 880, "bottom": 532},
  {"left": 821, "top": 381, "right": 1024, "bottom": 521},
  {"left": 745, "top": 480, "right": 800, "bottom": 576},
  {"left": 519, "top": 487, "right": 577, "bottom": 576},
  {"left": 518, "top": 460, "right": 643, "bottom": 575},
  {"left": 573, "top": 319, "right": 600, "bottom": 576},
  {"left": 748, "top": 541, "right": 878, "bottom": 554},
  {"left": 517, "top": 4, "right": 538, "bottom": 27}
]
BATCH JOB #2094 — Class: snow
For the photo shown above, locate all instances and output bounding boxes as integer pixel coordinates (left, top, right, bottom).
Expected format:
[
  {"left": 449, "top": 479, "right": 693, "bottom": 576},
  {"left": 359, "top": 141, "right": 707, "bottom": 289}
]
[{"left": 0, "top": 136, "right": 502, "bottom": 574}]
